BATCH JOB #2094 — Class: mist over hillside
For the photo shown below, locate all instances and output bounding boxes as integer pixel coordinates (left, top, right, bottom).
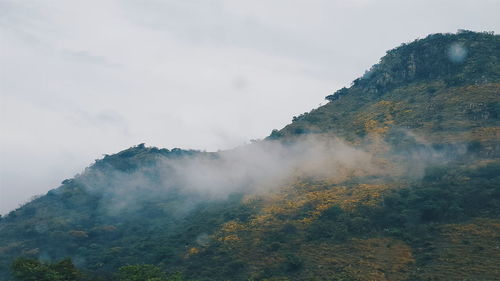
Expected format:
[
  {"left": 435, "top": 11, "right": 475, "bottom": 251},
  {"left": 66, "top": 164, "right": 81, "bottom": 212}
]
[
  {"left": 1, "top": 31, "right": 499, "bottom": 281},
  {"left": 49, "top": 132, "right": 455, "bottom": 221}
]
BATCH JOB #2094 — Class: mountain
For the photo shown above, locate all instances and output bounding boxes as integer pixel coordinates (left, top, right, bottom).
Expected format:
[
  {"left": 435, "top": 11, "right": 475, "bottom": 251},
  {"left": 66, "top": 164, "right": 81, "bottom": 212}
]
[{"left": 1, "top": 31, "right": 499, "bottom": 281}]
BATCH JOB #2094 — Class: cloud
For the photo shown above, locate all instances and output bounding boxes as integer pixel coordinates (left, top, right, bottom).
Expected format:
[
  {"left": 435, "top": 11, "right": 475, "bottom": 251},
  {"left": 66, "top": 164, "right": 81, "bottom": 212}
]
[
  {"left": 74, "top": 135, "right": 378, "bottom": 216},
  {"left": 61, "top": 129, "right": 462, "bottom": 219}
]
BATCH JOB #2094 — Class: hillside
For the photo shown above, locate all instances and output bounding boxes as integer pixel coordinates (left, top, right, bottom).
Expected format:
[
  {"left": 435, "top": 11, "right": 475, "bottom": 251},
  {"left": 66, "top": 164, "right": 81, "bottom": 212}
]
[{"left": 1, "top": 31, "right": 499, "bottom": 281}]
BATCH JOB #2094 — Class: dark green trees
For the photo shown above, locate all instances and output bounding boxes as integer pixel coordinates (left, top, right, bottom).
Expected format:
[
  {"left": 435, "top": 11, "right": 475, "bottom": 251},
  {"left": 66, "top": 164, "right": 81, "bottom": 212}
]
[
  {"left": 11, "top": 258, "right": 81, "bottom": 281},
  {"left": 10, "top": 259, "right": 184, "bottom": 281},
  {"left": 117, "top": 265, "right": 167, "bottom": 281}
]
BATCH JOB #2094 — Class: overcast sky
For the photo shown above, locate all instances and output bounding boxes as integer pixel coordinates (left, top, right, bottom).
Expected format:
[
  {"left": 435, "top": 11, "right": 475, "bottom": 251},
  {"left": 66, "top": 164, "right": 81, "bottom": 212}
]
[{"left": 1, "top": 0, "right": 499, "bottom": 214}]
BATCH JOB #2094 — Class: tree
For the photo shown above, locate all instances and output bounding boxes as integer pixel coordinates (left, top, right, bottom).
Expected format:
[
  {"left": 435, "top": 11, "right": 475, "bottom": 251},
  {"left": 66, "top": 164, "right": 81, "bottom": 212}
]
[
  {"left": 325, "top": 87, "right": 349, "bottom": 101},
  {"left": 117, "top": 264, "right": 167, "bottom": 281},
  {"left": 10, "top": 258, "right": 82, "bottom": 281},
  {"left": 269, "top": 129, "right": 283, "bottom": 139},
  {"left": 49, "top": 258, "right": 82, "bottom": 281}
]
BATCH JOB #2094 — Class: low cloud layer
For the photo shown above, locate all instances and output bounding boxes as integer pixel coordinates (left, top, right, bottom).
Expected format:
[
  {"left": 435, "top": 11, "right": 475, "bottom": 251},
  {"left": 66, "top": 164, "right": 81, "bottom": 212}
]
[
  {"left": 75, "top": 136, "right": 377, "bottom": 216},
  {"left": 70, "top": 131, "right": 461, "bottom": 218}
]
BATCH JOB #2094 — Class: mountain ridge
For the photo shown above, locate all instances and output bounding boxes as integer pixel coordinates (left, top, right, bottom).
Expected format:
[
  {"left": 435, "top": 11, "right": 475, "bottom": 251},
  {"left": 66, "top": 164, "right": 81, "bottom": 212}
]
[{"left": 1, "top": 31, "right": 499, "bottom": 281}]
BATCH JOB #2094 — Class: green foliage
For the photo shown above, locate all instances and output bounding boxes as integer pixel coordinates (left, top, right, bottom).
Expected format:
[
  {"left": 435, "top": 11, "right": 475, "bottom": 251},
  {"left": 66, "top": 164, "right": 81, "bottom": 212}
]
[
  {"left": 11, "top": 258, "right": 82, "bottom": 281},
  {"left": 268, "top": 129, "right": 283, "bottom": 140},
  {"left": 325, "top": 87, "right": 349, "bottom": 101},
  {"left": 353, "top": 31, "right": 499, "bottom": 92},
  {"left": 284, "top": 254, "right": 303, "bottom": 272},
  {"left": 388, "top": 162, "right": 500, "bottom": 224},
  {"left": 307, "top": 206, "right": 350, "bottom": 241},
  {"left": 10, "top": 259, "right": 185, "bottom": 281},
  {"left": 275, "top": 31, "right": 500, "bottom": 141},
  {"left": 117, "top": 264, "right": 170, "bottom": 281}
]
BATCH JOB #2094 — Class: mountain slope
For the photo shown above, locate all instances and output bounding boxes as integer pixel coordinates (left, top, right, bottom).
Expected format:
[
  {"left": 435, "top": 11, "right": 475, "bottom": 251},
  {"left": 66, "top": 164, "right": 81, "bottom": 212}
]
[{"left": 1, "top": 31, "right": 499, "bottom": 281}]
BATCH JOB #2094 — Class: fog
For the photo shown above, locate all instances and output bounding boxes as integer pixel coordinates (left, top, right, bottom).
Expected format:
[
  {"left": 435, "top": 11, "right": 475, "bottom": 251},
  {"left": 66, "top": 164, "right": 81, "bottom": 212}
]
[
  {"left": 75, "top": 136, "right": 377, "bottom": 216},
  {"left": 64, "top": 131, "right": 460, "bottom": 218}
]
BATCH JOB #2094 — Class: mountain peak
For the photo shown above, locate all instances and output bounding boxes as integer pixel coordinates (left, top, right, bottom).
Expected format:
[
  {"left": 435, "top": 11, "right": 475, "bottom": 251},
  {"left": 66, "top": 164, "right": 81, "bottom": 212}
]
[
  {"left": 325, "top": 31, "right": 499, "bottom": 102},
  {"left": 278, "top": 31, "right": 500, "bottom": 142}
]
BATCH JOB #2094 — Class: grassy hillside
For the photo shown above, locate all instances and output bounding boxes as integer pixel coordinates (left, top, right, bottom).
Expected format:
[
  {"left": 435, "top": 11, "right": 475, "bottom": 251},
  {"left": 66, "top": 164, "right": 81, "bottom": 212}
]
[{"left": 1, "top": 31, "right": 499, "bottom": 281}]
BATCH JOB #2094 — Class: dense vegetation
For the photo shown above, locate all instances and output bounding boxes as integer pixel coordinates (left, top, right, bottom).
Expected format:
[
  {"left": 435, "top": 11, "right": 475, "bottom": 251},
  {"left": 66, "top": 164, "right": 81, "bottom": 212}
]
[
  {"left": 10, "top": 258, "right": 184, "bottom": 281},
  {"left": 1, "top": 31, "right": 499, "bottom": 280}
]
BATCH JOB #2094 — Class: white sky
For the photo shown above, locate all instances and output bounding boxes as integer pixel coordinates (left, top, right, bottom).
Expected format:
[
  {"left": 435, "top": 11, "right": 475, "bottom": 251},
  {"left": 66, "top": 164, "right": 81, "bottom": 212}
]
[{"left": 1, "top": 0, "right": 499, "bottom": 214}]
